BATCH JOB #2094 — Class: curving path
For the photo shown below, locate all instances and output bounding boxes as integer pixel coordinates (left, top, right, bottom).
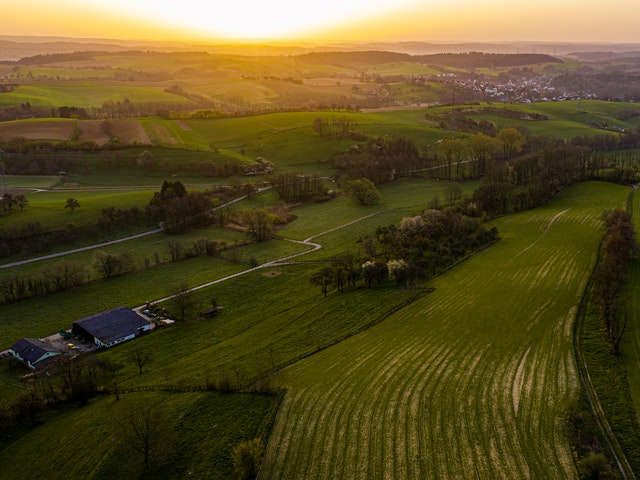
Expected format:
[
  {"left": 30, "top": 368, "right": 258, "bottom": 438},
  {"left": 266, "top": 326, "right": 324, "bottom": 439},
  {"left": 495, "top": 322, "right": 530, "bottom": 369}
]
[{"left": 0, "top": 228, "right": 162, "bottom": 269}]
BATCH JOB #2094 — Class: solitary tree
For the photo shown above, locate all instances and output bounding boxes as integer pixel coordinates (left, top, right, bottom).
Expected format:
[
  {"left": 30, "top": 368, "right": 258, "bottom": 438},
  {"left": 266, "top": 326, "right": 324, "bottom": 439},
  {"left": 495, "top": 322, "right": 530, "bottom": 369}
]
[
  {"left": 93, "top": 250, "right": 122, "bottom": 279},
  {"left": 122, "top": 402, "right": 176, "bottom": 469},
  {"left": 467, "top": 133, "right": 499, "bottom": 177},
  {"left": 496, "top": 127, "right": 526, "bottom": 159},
  {"left": 1, "top": 193, "right": 14, "bottom": 211},
  {"left": 132, "top": 349, "right": 151, "bottom": 375},
  {"left": 446, "top": 183, "right": 463, "bottom": 206},
  {"left": 242, "top": 208, "right": 274, "bottom": 242},
  {"left": 65, "top": 197, "right": 80, "bottom": 212},
  {"left": 347, "top": 178, "right": 381, "bottom": 206},
  {"left": 387, "top": 259, "right": 411, "bottom": 286},
  {"left": 100, "top": 119, "right": 114, "bottom": 138},
  {"left": 310, "top": 267, "right": 333, "bottom": 297},
  {"left": 166, "top": 239, "right": 184, "bottom": 262},
  {"left": 15, "top": 194, "right": 28, "bottom": 211},
  {"left": 212, "top": 204, "right": 232, "bottom": 226},
  {"left": 361, "top": 261, "right": 378, "bottom": 288},
  {"left": 168, "top": 281, "right": 195, "bottom": 321},
  {"left": 439, "top": 138, "right": 466, "bottom": 180}
]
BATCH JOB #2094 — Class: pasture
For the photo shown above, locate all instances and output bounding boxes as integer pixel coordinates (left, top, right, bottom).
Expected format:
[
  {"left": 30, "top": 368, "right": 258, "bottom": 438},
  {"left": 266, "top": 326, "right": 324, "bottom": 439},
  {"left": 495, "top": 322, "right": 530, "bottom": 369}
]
[
  {"left": 1, "top": 102, "right": 635, "bottom": 182},
  {"left": 3, "top": 175, "right": 60, "bottom": 189},
  {"left": 260, "top": 181, "right": 629, "bottom": 479},
  {"left": 458, "top": 100, "right": 640, "bottom": 139},
  {"left": 2, "top": 46, "right": 640, "bottom": 479},
  {"left": 0, "top": 83, "right": 192, "bottom": 109},
  {"left": 0, "top": 390, "right": 279, "bottom": 480},
  {"left": 0, "top": 177, "right": 453, "bottom": 346},
  {"left": 0, "top": 188, "right": 157, "bottom": 236},
  {"left": 0, "top": 178, "right": 632, "bottom": 479}
]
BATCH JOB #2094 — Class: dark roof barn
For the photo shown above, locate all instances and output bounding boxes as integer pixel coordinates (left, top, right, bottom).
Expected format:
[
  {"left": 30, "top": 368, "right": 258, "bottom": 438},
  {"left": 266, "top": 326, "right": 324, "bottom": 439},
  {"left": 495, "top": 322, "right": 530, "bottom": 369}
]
[{"left": 72, "top": 306, "right": 150, "bottom": 348}]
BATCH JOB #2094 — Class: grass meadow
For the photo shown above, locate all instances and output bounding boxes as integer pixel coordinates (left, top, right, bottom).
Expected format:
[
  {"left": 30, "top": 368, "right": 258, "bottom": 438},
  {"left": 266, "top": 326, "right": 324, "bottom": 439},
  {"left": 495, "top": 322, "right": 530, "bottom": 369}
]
[
  {"left": 2, "top": 50, "right": 640, "bottom": 477},
  {"left": 0, "top": 390, "right": 279, "bottom": 480},
  {"left": 260, "top": 181, "right": 629, "bottom": 479},
  {"left": 1, "top": 101, "right": 635, "bottom": 179},
  {"left": 0, "top": 83, "right": 192, "bottom": 109},
  {"left": 0, "top": 188, "right": 156, "bottom": 234},
  {"left": 0, "top": 180, "right": 632, "bottom": 479},
  {"left": 4, "top": 175, "right": 60, "bottom": 189},
  {"left": 0, "top": 177, "right": 457, "bottom": 346},
  {"left": 460, "top": 100, "right": 640, "bottom": 139}
]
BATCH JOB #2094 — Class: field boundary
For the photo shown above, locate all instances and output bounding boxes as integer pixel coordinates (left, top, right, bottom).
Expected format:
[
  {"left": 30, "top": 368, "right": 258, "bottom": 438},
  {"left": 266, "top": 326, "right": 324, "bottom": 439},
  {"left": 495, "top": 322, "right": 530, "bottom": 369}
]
[{"left": 573, "top": 227, "right": 637, "bottom": 479}]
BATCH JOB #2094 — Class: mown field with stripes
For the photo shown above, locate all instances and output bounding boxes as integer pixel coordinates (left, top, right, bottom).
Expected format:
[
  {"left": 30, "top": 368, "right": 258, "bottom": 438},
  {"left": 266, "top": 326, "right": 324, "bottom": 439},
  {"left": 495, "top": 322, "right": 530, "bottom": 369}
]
[{"left": 260, "top": 181, "right": 630, "bottom": 479}]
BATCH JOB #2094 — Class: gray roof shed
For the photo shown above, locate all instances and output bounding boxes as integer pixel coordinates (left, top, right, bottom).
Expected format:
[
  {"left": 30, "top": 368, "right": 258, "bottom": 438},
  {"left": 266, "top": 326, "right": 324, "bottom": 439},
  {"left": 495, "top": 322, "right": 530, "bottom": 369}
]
[{"left": 9, "top": 338, "right": 60, "bottom": 369}]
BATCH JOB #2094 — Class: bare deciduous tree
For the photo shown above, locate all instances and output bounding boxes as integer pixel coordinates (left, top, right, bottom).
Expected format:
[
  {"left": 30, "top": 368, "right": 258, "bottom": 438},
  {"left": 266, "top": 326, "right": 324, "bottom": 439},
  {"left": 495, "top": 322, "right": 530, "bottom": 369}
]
[
  {"left": 132, "top": 349, "right": 151, "bottom": 375},
  {"left": 121, "top": 402, "right": 176, "bottom": 469},
  {"left": 168, "top": 281, "right": 195, "bottom": 321}
]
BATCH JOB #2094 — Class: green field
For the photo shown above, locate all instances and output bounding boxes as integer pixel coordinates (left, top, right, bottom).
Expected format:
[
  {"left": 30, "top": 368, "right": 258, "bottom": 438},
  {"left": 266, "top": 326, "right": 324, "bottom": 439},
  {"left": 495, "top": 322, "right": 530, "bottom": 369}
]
[
  {"left": 0, "top": 101, "right": 635, "bottom": 176},
  {"left": 260, "top": 181, "right": 629, "bottom": 479},
  {"left": 3, "top": 175, "right": 60, "bottom": 189},
  {"left": 0, "top": 83, "right": 193, "bottom": 109},
  {"left": 0, "top": 178, "right": 633, "bottom": 478},
  {"left": 0, "top": 177, "right": 456, "bottom": 347},
  {"left": 0, "top": 390, "right": 279, "bottom": 480},
  {"left": 459, "top": 100, "right": 640, "bottom": 139},
  {"left": 3, "top": 46, "right": 640, "bottom": 479},
  {"left": 0, "top": 188, "right": 157, "bottom": 235}
]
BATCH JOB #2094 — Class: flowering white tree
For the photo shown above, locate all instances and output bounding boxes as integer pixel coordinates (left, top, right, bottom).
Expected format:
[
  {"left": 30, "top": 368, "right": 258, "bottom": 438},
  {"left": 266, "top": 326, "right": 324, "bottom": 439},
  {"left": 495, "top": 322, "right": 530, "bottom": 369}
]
[{"left": 387, "top": 259, "right": 411, "bottom": 286}]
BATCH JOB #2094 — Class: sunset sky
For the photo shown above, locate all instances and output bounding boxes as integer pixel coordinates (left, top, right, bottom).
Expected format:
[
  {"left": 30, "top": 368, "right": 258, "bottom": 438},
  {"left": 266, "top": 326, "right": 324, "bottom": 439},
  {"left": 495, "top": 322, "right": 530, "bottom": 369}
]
[{"left": 3, "top": 0, "right": 640, "bottom": 44}]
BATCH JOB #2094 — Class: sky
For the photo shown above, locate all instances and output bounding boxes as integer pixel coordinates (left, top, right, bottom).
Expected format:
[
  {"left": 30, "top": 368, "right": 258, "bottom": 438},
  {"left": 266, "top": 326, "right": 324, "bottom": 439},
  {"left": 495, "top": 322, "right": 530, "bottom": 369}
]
[{"left": 3, "top": 0, "right": 640, "bottom": 44}]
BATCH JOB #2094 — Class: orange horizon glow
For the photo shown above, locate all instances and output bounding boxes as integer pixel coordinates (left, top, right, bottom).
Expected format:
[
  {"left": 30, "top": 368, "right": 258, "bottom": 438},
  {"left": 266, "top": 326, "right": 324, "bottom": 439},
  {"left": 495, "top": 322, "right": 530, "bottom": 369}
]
[{"left": 2, "top": 0, "right": 640, "bottom": 44}]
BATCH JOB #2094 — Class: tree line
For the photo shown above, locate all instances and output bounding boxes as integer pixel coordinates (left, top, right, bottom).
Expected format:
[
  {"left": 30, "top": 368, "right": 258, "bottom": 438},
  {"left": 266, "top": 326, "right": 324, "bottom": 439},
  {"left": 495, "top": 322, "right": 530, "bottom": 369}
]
[
  {"left": 0, "top": 235, "right": 230, "bottom": 305},
  {"left": 0, "top": 204, "right": 148, "bottom": 259},
  {"left": 273, "top": 173, "right": 328, "bottom": 203},
  {"left": 332, "top": 135, "right": 425, "bottom": 185},
  {"left": 311, "top": 207, "right": 498, "bottom": 296},
  {"left": 0, "top": 141, "right": 247, "bottom": 179},
  {"left": 468, "top": 143, "right": 640, "bottom": 218},
  {"left": 593, "top": 209, "right": 638, "bottom": 354},
  {"left": 0, "top": 180, "right": 239, "bottom": 260}
]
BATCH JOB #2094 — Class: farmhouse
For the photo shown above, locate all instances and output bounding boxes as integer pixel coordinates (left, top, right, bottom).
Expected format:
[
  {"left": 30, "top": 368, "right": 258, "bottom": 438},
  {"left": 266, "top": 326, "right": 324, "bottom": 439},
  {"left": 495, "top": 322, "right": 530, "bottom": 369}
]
[
  {"left": 9, "top": 338, "right": 61, "bottom": 370},
  {"left": 72, "top": 306, "right": 151, "bottom": 348}
]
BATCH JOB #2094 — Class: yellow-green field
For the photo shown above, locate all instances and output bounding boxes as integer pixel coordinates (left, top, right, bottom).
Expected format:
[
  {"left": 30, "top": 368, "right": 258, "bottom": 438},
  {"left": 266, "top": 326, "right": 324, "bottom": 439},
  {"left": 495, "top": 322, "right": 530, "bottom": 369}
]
[
  {"left": 1, "top": 100, "right": 636, "bottom": 154},
  {"left": 261, "top": 181, "right": 629, "bottom": 479}
]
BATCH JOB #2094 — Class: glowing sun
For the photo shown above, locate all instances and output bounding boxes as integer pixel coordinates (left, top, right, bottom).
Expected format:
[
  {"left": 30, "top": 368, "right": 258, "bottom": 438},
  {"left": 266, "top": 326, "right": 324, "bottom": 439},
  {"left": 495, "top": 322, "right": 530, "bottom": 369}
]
[{"left": 85, "top": 0, "right": 422, "bottom": 40}]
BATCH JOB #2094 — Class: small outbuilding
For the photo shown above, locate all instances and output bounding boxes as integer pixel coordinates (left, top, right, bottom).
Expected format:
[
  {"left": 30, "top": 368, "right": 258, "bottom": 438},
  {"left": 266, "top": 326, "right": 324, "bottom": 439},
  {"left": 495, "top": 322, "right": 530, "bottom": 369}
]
[
  {"left": 201, "top": 307, "right": 218, "bottom": 318},
  {"left": 9, "top": 338, "right": 61, "bottom": 370},
  {"left": 72, "top": 306, "right": 151, "bottom": 348}
]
